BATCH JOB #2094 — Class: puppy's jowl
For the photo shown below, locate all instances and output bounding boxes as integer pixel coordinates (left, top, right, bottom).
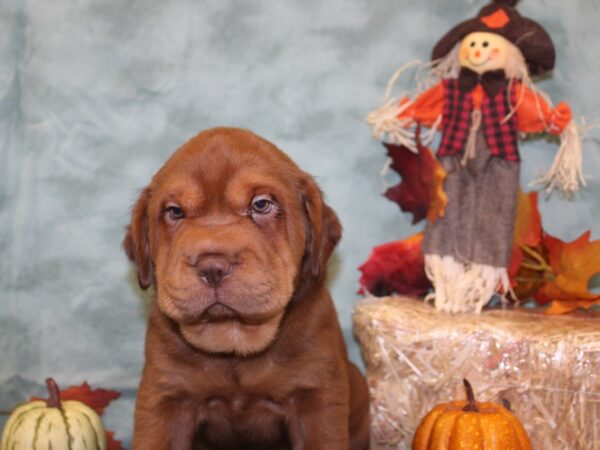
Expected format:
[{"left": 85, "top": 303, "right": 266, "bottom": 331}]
[{"left": 124, "top": 128, "right": 370, "bottom": 450}]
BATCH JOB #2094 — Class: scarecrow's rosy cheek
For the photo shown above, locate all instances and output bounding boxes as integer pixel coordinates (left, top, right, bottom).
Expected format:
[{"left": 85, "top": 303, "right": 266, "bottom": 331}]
[{"left": 490, "top": 48, "right": 501, "bottom": 59}]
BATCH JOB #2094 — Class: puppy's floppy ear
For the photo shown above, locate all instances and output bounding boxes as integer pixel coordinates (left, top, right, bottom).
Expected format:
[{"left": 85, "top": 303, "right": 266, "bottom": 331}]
[
  {"left": 123, "top": 187, "right": 153, "bottom": 290},
  {"left": 301, "top": 175, "right": 342, "bottom": 279}
]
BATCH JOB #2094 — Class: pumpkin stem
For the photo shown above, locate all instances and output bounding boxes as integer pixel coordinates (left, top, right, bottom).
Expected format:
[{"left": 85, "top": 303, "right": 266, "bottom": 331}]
[
  {"left": 462, "top": 379, "right": 479, "bottom": 413},
  {"left": 45, "top": 378, "right": 62, "bottom": 409}
]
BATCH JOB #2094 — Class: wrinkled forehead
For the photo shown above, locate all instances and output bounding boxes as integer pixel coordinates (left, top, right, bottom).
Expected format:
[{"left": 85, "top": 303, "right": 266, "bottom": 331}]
[{"left": 151, "top": 130, "right": 303, "bottom": 199}]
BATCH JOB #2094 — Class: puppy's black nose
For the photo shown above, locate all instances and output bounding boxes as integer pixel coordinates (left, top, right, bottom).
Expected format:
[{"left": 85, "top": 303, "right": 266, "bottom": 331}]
[{"left": 195, "top": 255, "right": 233, "bottom": 287}]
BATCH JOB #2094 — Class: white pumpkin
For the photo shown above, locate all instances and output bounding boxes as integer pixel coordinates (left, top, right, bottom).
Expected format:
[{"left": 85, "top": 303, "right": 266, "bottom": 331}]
[{"left": 1, "top": 378, "right": 106, "bottom": 450}]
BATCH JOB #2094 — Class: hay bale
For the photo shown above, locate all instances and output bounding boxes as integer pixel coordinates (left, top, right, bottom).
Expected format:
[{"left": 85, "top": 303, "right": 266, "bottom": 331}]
[{"left": 353, "top": 296, "right": 600, "bottom": 450}]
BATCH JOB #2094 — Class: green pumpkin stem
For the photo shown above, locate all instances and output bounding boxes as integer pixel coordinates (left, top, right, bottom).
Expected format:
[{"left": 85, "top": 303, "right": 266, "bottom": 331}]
[
  {"left": 462, "top": 379, "right": 479, "bottom": 413},
  {"left": 45, "top": 378, "right": 62, "bottom": 409}
]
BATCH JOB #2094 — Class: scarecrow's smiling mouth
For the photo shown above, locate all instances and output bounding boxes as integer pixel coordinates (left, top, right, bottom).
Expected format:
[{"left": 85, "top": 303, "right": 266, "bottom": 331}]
[{"left": 467, "top": 55, "right": 492, "bottom": 67}]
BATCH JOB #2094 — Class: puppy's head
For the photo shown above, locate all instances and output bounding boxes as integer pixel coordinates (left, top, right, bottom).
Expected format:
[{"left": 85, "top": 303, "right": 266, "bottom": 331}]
[{"left": 123, "top": 128, "right": 341, "bottom": 355}]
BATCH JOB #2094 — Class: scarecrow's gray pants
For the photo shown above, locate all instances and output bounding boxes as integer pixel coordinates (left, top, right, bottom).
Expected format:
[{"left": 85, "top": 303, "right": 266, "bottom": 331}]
[{"left": 422, "top": 137, "right": 520, "bottom": 269}]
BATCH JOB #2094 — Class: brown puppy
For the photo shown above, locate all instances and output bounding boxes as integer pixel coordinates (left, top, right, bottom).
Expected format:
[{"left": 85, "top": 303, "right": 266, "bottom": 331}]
[{"left": 123, "top": 128, "right": 370, "bottom": 450}]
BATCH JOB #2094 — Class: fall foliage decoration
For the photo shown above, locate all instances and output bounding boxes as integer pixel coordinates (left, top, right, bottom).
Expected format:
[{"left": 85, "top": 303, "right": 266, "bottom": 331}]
[
  {"left": 359, "top": 189, "right": 600, "bottom": 314},
  {"left": 507, "top": 191, "right": 600, "bottom": 313},
  {"left": 383, "top": 128, "right": 447, "bottom": 225},
  {"left": 1, "top": 378, "right": 107, "bottom": 450},
  {"left": 529, "top": 231, "right": 600, "bottom": 314},
  {"left": 412, "top": 379, "right": 531, "bottom": 450},
  {"left": 359, "top": 233, "right": 430, "bottom": 297},
  {"left": 30, "top": 381, "right": 121, "bottom": 416}
]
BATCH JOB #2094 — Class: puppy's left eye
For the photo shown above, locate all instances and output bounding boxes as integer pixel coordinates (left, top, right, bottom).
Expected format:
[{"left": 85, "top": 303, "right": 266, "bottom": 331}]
[
  {"left": 165, "top": 205, "right": 185, "bottom": 221},
  {"left": 250, "top": 196, "right": 273, "bottom": 214}
]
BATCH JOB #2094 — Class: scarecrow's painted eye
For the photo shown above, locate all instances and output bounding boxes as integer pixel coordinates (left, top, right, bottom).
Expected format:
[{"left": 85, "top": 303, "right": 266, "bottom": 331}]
[
  {"left": 470, "top": 41, "right": 476, "bottom": 48},
  {"left": 483, "top": 41, "right": 489, "bottom": 48}
]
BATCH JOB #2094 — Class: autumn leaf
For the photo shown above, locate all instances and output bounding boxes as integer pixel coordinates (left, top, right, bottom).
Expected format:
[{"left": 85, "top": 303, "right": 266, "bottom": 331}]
[
  {"left": 107, "top": 431, "right": 126, "bottom": 450},
  {"left": 32, "top": 382, "right": 120, "bottom": 416},
  {"left": 506, "top": 190, "right": 600, "bottom": 313},
  {"left": 508, "top": 190, "right": 547, "bottom": 299},
  {"left": 383, "top": 129, "right": 447, "bottom": 224},
  {"left": 32, "top": 382, "right": 125, "bottom": 450},
  {"left": 512, "top": 189, "right": 542, "bottom": 248},
  {"left": 358, "top": 232, "right": 431, "bottom": 297},
  {"left": 534, "top": 231, "right": 600, "bottom": 313},
  {"left": 544, "top": 299, "right": 600, "bottom": 315}
]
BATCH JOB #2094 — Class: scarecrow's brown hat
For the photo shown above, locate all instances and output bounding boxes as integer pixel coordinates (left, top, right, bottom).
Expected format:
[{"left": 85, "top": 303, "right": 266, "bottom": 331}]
[{"left": 431, "top": 0, "right": 555, "bottom": 76}]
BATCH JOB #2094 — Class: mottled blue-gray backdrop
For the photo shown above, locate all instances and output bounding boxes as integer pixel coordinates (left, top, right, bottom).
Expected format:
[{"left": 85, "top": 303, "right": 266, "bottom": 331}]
[{"left": 1, "top": 0, "right": 599, "bottom": 446}]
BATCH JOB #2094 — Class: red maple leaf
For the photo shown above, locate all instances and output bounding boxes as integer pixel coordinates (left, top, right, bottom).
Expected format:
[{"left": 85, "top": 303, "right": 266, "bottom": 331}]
[
  {"left": 383, "top": 130, "right": 447, "bottom": 224},
  {"left": 358, "top": 232, "right": 431, "bottom": 297},
  {"left": 32, "top": 381, "right": 120, "bottom": 416},
  {"left": 32, "top": 381, "right": 125, "bottom": 450},
  {"left": 107, "top": 431, "right": 125, "bottom": 450},
  {"left": 32, "top": 382, "right": 121, "bottom": 416}
]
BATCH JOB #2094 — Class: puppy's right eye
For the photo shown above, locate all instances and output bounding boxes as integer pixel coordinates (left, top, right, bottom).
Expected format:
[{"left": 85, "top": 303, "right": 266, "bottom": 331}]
[{"left": 165, "top": 205, "right": 185, "bottom": 221}]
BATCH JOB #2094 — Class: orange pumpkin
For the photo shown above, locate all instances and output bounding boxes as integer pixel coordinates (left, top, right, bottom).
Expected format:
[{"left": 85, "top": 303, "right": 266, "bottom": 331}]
[{"left": 412, "top": 379, "right": 531, "bottom": 450}]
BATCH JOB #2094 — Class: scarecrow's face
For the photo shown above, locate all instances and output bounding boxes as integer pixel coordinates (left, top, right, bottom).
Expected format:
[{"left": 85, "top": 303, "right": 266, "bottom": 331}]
[{"left": 459, "top": 32, "right": 510, "bottom": 74}]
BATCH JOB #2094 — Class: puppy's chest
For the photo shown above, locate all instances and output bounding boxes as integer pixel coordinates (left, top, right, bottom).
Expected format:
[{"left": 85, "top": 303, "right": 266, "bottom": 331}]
[{"left": 195, "top": 392, "right": 289, "bottom": 449}]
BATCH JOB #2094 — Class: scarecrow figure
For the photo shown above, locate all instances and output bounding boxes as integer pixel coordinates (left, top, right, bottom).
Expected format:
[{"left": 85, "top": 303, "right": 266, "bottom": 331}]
[{"left": 368, "top": 0, "right": 584, "bottom": 313}]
